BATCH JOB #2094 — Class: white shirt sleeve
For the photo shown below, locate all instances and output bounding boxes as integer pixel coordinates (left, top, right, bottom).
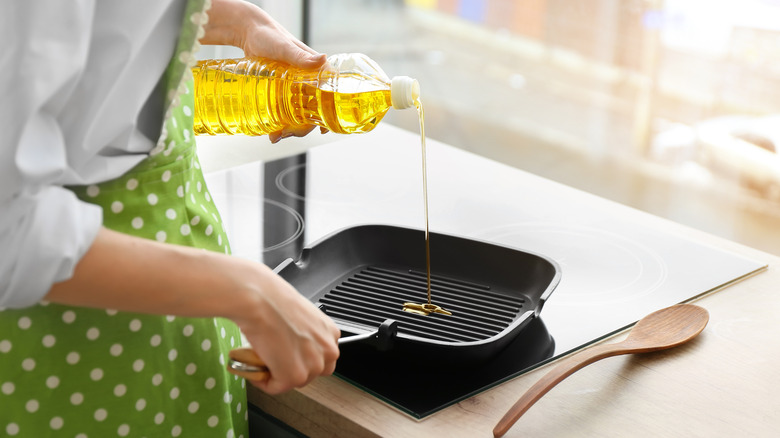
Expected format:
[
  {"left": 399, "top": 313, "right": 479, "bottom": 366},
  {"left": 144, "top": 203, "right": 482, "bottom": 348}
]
[
  {"left": 0, "top": 190, "right": 103, "bottom": 309},
  {"left": 0, "top": 1, "right": 100, "bottom": 308},
  {"left": 0, "top": 0, "right": 182, "bottom": 308}
]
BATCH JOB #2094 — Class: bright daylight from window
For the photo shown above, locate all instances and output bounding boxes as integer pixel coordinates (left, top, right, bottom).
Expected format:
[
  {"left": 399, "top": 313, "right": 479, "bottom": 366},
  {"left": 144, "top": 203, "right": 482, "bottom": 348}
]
[{"left": 306, "top": 0, "right": 780, "bottom": 255}]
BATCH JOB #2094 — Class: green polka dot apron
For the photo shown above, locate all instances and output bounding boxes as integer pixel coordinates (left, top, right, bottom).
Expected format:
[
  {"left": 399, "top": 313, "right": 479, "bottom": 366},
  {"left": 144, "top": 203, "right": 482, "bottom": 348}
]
[{"left": 0, "top": 1, "right": 249, "bottom": 436}]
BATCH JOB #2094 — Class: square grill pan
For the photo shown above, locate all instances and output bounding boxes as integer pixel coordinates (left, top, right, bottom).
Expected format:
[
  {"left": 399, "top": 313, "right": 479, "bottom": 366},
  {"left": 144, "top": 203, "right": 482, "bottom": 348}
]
[{"left": 275, "top": 225, "right": 560, "bottom": 363}]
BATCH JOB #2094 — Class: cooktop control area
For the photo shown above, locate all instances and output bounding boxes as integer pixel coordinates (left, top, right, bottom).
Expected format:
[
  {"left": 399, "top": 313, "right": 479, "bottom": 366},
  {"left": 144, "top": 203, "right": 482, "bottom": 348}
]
[{"left": 204, "top": 125, "right": 765, "bottom": 417}]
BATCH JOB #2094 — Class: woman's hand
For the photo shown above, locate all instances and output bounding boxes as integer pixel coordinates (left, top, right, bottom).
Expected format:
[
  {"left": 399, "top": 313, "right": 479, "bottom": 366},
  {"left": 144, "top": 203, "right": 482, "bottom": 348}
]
[
  {"left": 229, "top": 263, "right": 342, "bottom": 394},
  {"left": 200, "top": 0, "right": 328, "bottom": 142},
  {"left": 201, "top": 0, "right": 326, "bottom": 68}
]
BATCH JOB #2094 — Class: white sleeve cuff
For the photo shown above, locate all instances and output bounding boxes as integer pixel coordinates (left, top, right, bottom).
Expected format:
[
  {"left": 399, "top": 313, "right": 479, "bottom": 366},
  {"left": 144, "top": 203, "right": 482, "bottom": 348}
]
[{"left": 0, "top": 187, "right": 102, "bottom": 308}]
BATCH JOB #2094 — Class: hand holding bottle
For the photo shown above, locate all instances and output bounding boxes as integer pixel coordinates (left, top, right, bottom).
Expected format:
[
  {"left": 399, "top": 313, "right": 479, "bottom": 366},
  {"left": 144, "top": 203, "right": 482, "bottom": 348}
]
[{"left": 201, "top": 0, "right": 327, "bottom": 142}]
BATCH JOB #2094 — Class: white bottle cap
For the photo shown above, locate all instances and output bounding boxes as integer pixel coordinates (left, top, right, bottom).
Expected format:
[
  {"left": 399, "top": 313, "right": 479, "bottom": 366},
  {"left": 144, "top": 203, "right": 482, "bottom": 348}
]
[{"left": 391, "top": 76, "right": 420, "bottom": 109}]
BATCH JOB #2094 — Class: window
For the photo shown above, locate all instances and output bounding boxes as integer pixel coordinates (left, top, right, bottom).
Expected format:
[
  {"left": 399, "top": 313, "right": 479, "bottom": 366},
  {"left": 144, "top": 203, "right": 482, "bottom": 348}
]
[{"left": 305, "top": 0, "right": 780, "bottom": 254}]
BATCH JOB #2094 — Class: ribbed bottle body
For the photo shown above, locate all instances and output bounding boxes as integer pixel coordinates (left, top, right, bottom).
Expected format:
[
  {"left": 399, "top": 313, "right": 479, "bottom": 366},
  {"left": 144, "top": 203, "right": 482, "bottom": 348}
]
[{"left": 192, "top": 57, "right": 394, "bottom": 136}]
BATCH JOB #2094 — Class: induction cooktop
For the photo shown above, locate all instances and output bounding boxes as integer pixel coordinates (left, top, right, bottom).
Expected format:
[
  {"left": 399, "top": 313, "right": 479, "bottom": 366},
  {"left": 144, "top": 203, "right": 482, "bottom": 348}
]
[{"left": 204, "top": 126, "right": 765, "bottom": 418}]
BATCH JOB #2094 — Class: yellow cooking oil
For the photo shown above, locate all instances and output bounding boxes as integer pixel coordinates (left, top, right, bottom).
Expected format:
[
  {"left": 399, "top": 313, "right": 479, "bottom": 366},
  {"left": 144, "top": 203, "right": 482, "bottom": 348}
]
[
  {"left": 192, "top": 58, "right": 395, "bottom": 136},
  {"left": 402, "top": 97, "right": 453, "bottom": 318},
  {"left": 190, "top": 56, "right": 445, "bottom": 315}
]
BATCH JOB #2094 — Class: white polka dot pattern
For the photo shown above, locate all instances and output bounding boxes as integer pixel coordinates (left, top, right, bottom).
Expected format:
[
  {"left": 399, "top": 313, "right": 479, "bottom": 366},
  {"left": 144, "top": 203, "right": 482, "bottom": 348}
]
[{"left": 0, "top": 2, "right": 246, "bottom": 435}]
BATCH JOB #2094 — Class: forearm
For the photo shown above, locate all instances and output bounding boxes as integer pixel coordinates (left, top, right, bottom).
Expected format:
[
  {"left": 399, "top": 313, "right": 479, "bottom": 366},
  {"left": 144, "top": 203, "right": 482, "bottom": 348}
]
[
  {"left": 47, "top": 226, "right": 341, "bottom": 394},
  {"left": 45, "top": 227, "right": 261, "bottom": 321}
]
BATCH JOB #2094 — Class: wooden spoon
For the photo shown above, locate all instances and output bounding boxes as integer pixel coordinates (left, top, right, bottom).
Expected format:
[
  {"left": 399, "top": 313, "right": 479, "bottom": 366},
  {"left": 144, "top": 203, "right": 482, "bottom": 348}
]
[{"left": 493, "top": 303, "right": 709, "bottom": 437}]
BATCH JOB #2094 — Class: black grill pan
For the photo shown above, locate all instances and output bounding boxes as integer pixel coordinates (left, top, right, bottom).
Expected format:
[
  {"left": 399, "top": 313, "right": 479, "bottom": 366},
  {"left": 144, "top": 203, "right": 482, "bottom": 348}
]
[{"left": 276, "top": 224, "right": 560, "bottom": 363}]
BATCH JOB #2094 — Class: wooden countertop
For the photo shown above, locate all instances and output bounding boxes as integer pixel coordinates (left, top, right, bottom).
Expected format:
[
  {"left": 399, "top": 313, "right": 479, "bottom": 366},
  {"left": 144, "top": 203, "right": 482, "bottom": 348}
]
[{"left": 236, "top": 128, "right": 779, "bottom": 438}]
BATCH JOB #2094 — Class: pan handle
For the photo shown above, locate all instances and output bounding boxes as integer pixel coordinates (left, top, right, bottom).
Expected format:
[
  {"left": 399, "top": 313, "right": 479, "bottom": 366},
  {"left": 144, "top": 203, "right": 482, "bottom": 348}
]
[
  {"left": 227, "top": 347, "right": 269, "bottom": 380},
  {"left": 225, "top": 332, "right": 376, "bottom": 381},
  {"left": 226, "top": 319, "right": 399, "bottom": 381},
  {"left": 225, "top": 332, "right": 372, "bottom": 381}
]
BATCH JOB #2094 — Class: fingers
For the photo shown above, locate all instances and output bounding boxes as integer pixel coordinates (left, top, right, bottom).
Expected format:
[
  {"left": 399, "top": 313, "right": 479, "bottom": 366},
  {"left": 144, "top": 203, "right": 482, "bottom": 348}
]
[
  {"left": 269, "top": 124, "right": 319, "bottom": 144},
  {"left": 323, "top": 321, "right": 341, "bottom": 376},
  {"left": 295, "top": 52, "right": 328, "bottom": 70},
  {"left": 203, "top": 1, "right": 327, "bottom": 69},
  {"left": 270, "top": 20, "right": 326, "bottom": 68},
  {"left": 246, "top": 344, "right": 338, "bottom": 394},
  {"left": 237, "top": 273, "right": 340, "bottom": 395},
  {"left": 288, "top": 39, "right": 327, "bottom": 69},
  {"left": 250, "top": 349, "right": 337, "bottom": 395},
  {"left": 238, "top": 6, "right": 327, "bottom": 69},
  {"left": 260, "top": 38, "right": 325, "bottom": 69},
  {"left": 249, "top": 317, "right": 340, "bottom": 394}
]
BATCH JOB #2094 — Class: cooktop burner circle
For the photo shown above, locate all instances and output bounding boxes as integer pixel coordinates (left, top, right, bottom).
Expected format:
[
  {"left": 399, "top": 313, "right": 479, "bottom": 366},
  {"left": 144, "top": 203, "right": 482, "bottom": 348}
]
[
  {"left": 213, "top": 195, "right": 304, "bottom": 261},
  {"left": 261, "top": 198, "right": 305, "bottom": 252},
  {"left": 275, "top": 163, "right": 306, "bottom": 200},
  {"left": 474, "top": 223, "right": 668, "bottom": 305}
]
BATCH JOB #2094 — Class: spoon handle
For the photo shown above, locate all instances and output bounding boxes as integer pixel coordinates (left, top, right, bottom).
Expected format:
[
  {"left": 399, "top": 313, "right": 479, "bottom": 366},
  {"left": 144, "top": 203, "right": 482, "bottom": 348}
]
[{"left": 493, "top": 342, "right": 630, "bottom": 437}]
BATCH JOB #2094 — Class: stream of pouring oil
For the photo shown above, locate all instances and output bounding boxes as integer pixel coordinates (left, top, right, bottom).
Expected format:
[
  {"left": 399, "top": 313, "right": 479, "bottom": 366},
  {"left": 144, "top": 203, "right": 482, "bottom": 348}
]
[
  {"left": 420, "top": 99, "right": 432, "bottom": 304},
  {"left": 402, "top": 98, "right": 452, "bottom": 317}
]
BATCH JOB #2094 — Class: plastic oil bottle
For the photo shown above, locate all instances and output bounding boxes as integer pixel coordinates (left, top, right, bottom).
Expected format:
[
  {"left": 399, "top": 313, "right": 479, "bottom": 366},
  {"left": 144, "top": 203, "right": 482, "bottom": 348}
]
[
  {"left": 192, "top": 53, "right": 446, "bottom": 314},
  {"left": 191, "top": 53, "right": 419, "bottom": 136}
]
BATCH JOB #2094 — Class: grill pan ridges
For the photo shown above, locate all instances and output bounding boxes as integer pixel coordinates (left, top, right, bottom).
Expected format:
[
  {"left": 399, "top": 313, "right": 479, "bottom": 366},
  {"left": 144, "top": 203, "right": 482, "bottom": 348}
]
[{"left": 274, "top": 224, "right": 560, "bottom": 360}]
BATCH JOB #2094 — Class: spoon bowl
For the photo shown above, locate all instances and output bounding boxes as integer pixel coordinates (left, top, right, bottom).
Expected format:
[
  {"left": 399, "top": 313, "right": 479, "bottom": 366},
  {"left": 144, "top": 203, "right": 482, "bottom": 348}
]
[
  {"left": 493, "top": 304, "right": 709, "bottom": 437},
  {"left": 617, "top": 303, "right": 709, "bottom": 351}
]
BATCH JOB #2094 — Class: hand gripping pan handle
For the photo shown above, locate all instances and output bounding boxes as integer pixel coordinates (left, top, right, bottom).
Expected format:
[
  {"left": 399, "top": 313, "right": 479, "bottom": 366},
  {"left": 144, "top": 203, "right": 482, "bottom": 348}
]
[{"left": 227, "top": 319, "right": 399, "bottom": 380}]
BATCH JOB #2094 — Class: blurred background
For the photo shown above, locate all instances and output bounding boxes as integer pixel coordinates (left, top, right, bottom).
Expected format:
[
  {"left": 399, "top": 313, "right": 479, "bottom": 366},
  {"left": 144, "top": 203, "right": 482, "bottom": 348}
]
[{"left": 201, "top": 0, "right": 780, "bottom": 255}]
